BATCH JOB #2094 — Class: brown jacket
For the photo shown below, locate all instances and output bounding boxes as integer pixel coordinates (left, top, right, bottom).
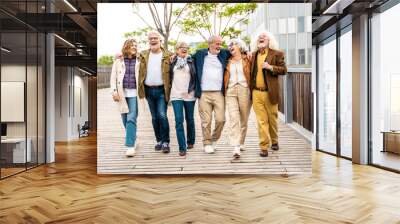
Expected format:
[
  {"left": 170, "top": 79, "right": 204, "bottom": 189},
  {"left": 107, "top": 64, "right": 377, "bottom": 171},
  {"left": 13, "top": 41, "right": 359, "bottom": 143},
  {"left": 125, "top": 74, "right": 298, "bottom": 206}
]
[
  {"left": 137, "top": 48, "right": 173, "bottom": 102},
  {"left": 250, "top": 48, "right": 287, "bottom": 104},
  {"left": 223, "top": 55, "right": 252, "bottom": 95}
]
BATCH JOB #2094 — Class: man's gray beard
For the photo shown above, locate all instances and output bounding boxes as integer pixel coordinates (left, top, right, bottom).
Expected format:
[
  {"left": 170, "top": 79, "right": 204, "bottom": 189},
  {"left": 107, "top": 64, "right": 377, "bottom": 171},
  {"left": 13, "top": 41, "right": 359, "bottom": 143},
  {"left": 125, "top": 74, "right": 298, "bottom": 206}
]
[{"left": 258, "top": 43, "right": 267, "bottom": 49}]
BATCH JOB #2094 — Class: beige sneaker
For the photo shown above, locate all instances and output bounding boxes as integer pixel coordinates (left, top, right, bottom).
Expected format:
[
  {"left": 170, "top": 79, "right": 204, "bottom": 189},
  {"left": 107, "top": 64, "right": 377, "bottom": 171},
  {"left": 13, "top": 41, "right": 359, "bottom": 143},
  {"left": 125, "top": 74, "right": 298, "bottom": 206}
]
[
  {"left": 233, "top": 146, "right": 241, "bottom": 158},
  {"left": 240, "top": 145, "right": 246, "bottom": 151},
  {"left": 204, "top": 145, "right": 215, "bottom": 154}
]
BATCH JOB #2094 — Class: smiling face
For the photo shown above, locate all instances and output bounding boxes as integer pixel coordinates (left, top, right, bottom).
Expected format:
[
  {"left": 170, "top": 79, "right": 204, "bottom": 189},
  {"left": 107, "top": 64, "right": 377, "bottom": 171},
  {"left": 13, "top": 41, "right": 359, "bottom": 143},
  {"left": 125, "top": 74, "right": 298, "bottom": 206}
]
[
  {"left": 228, "top": 43, "right": 241, "bottom": 57},
  {"left": 148, "top": 32, "right": 161, "bottom": 51},
  {"left": 176, "top": 43, "right": 189, "bottom": 58},
  {"left": 122, "top": 39, "right": 137, "bottom": 58},
  {"left": 209, "top": 36, "right": 223, "bottom": 55},
  {"left": 257, "top": 33, "right": 269, "bottom": 50}
]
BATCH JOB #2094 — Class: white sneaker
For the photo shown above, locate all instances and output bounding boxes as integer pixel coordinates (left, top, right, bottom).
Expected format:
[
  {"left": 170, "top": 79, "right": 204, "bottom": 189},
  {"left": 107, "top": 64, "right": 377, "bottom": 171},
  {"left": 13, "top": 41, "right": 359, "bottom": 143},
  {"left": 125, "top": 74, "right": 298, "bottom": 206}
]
[
  {"left": 240, "top": 145, "right": 245, "bottom": 151},
  {"left": 233, "top": 146, "right": 241, "bottom": 158},
  {"left": 126, "top": 144, "right": 136, "bottom": 157},
  {"left": 204, "top": 145, "right": 215, "bottom": 154}
]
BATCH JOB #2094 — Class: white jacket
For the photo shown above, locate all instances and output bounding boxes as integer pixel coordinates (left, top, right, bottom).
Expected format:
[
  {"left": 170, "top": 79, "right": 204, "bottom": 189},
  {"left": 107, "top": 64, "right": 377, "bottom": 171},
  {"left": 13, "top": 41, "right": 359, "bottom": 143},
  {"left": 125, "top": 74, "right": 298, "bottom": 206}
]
[{"left": 110, "top": 57, "right": 140, "bottom": 114}]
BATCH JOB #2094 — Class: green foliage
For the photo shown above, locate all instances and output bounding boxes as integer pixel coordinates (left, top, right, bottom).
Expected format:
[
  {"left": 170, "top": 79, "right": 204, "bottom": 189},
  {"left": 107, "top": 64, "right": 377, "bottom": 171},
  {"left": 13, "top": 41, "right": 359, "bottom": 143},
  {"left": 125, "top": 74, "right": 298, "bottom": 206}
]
[
  {"left": 177, "top": 3, "right": 257, "bottom": 41},
  {"left": 97, "top": 55, "right": 114, "bottom": 66},
  {"left": 123, "top": 27, "right": 152, "bottom": 48}
]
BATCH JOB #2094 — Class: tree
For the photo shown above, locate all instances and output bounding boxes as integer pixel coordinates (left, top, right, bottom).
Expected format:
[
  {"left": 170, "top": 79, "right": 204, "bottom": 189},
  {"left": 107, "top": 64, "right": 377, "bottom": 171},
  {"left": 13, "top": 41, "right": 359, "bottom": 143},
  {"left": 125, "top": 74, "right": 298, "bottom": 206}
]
[
  {"left": 132, "top": 3, "right": 188, "bottom": 50},
  {"left": 97, "top": 55, "right": 114, "bottom": 66},
  {"left": 124, "top": 27, "right": 152, "bottom": 50},
  {"left": 178, "top": 3, "right": 257, "bottom": 41}
]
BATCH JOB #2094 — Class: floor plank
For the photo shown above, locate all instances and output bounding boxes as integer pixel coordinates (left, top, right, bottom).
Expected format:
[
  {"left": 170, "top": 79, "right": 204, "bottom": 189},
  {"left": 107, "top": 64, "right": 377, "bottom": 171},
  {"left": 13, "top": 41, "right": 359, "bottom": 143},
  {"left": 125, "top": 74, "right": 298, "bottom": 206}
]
[{"left": 1, "top": 135, "right": 400, "bottom": 223}]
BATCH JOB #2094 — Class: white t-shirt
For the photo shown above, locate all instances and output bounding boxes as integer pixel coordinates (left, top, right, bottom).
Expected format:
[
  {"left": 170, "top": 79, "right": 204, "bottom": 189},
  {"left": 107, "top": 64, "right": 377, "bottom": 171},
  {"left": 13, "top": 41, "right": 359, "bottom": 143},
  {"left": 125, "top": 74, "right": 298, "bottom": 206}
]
[
  {"left": 228, "top": 59, "right": 248, "bottom": 88},
  {"left": 170, "top": 64, "right": 195, "bottom": 101},
  {"left": 145, "top": 51, "right": 163, "bottom": 86},
  {"left": 123, "top": 88, "right": 137, "bottom": 97},
  {"left": 201, "top": 52, "right": 223, "bottom": 91}
]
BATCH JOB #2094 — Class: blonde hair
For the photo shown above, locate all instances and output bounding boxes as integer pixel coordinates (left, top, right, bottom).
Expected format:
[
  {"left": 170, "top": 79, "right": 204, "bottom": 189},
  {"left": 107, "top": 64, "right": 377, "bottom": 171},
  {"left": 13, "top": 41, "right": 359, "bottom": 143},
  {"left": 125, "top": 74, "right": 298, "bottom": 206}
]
[
  {"left": 121, "top": 39, "right": 137, "bottom": 57},
  {"left": 251, "top": 30, "right": 279, "bottom": 51}
]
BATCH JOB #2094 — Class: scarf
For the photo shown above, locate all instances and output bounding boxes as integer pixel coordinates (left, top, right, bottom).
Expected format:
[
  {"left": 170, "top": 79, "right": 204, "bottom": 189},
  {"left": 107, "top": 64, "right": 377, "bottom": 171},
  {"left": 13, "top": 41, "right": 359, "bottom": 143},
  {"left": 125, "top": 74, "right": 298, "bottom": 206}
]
[{"left": 175, "top": 56, "right": 189, "bottom": 70}]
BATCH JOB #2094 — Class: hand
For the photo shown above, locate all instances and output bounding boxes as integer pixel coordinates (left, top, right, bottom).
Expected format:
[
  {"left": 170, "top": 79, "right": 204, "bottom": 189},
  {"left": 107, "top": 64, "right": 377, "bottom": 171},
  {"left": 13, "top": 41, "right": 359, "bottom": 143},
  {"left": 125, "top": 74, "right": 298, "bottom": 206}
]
[
  {"left": 246, "top": 52, "right": 252, "bottom": 60},
  {"left": 115, "top": 52, "right": 123, "bottom": 59},
  {"left": 262, "top": 62, "right": 273, "bottom": 71},
  {"left": 170, "top": 54, "right": 176, "bottom": 63},
  {"left": 112, "top": 91, "right": 120, "bottom": 102}
]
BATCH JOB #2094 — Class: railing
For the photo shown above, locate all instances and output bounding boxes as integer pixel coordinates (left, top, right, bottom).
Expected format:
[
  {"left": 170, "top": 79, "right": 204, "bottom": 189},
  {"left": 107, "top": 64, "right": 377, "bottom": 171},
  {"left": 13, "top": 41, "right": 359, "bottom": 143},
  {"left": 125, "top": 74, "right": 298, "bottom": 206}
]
[
  {"left": 97, "top": 65, "right": 111, "bottom": 89},
  {"left": 97, "top": 65, "right": 313, "bottom": 136},
  {"left": 279, "top": 67, "right": 313, "bottom": 139}
]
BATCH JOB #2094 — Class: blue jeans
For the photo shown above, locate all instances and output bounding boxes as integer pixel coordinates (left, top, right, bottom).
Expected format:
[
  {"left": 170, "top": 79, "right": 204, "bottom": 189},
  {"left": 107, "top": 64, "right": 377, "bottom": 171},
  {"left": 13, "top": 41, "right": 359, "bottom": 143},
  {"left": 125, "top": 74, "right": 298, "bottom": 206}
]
[
  {"left": 145, "top": 86, "right": 170, "bottom": 143},
  {"left": 121, "top": 97, "right": 138, "bottom": 147},
  {"left": 172, "top": 100, "right": 196, "bottom": 151}
]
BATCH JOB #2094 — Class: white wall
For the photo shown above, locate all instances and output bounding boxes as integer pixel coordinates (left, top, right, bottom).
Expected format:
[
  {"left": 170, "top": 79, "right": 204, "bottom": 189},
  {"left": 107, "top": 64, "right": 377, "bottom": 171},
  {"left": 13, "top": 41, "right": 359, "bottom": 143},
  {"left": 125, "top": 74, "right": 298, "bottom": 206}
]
[{"left": 54, "top": 67, "right": 89, "bottom": 141}]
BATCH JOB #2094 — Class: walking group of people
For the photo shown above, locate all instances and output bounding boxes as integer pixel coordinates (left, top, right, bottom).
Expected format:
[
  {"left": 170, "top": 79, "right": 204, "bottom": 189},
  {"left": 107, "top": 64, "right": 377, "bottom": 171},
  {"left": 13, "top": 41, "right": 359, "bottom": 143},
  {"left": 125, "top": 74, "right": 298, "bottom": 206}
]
[{"left": 110, "top": 30, "right": 287, "bottom": 158}]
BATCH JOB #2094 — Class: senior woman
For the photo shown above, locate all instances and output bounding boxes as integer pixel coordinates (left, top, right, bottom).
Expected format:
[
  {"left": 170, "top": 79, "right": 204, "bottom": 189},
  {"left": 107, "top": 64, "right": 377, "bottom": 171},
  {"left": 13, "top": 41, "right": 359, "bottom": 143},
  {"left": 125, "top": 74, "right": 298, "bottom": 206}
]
[
  {"left": 169, "top": 42, "right": 197, "bottom": 156},
  {"left": 223, "top": 38, "right": 252, "bottom": 158},
  {"left": 110, "top": 39, "right": 140, "bottom": 157}
]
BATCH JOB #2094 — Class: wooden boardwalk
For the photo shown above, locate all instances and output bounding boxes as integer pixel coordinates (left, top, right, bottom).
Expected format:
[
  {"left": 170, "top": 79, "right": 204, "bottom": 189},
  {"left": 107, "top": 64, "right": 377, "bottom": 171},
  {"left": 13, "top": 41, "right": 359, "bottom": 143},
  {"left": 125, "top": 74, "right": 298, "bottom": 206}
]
[{"left": 97, "top": 88, "right": 311, "bottom": 175}]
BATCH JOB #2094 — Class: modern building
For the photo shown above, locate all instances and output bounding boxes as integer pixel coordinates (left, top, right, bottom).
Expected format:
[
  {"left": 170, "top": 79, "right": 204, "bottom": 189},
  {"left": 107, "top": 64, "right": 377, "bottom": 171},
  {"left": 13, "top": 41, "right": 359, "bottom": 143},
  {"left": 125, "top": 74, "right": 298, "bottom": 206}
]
[{"left": 0, "top": 0, "right": 399, "bottom": 222}]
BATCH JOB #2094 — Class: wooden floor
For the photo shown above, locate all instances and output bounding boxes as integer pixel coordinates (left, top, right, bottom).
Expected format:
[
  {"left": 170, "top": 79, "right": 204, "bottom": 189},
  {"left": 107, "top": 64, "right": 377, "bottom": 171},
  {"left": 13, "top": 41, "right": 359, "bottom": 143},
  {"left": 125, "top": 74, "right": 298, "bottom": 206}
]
[
  {"left": 1, "top": 135, "right": 400, "bottom": 223},
  {"left": 98, "top": 88, "right": 311, "bottom": 175}
]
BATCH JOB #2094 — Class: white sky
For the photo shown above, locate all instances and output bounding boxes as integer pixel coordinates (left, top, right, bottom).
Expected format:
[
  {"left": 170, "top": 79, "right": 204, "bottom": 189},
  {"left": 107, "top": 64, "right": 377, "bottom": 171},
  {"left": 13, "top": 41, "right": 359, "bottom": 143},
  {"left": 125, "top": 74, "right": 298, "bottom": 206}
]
[{"left": 97, "top": 3, "right": 204, "bottom": 58}]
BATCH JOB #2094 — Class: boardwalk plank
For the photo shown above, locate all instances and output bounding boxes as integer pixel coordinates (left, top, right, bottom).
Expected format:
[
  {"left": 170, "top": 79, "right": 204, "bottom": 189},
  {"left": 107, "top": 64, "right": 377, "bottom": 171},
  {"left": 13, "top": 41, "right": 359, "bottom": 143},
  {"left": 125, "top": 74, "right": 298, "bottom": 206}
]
[{"left": 97, "top": 88, "right": 311, "bottom": 175}]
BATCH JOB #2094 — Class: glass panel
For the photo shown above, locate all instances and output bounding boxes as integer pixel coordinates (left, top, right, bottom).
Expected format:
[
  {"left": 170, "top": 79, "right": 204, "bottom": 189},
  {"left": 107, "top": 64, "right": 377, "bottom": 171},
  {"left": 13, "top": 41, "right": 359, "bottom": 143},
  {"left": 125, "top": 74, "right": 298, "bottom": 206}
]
[
  {"left": 318, "top": 37, "right": 337, "bottom": 154},
  {"left": 340, "top": 29, "right": 352, "bottom": 158},
  {"left": 371, "top": 4, "right": 400, "bottom": 171},
  {"left": 278, "top": 18, "right": 287, "bottom": 34},
  {"left": 27, "top": 31, "right": 38, "bottom": 169},
  {"left": 297, "top": 16, "right": 305, "bottom": 33},
  {"left": 1, "top": 31, "right": 28, "bottom": 177},
  {"left": 288, "top": 18, "right": 296, "bottom": 33},
  {"left": 298, "top": 49, "right": 305, "bottom": 65},
  {"left": 38, "top": 32, "right": 45, "bottom": 165}
]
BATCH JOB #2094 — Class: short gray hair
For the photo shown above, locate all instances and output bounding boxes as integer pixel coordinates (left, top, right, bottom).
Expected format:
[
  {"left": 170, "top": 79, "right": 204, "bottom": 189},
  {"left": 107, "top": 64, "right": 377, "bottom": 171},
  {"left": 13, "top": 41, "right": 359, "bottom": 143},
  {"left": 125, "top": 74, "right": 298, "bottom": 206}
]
[
  {"left": 175, "top": 41, "right": 189, "bottom": 51},
  {"left": 208, "top": 35, "right": 222, "bottom": 44},
  {"left": 227, "top": 38, "right": 247, "bottom": 53}
]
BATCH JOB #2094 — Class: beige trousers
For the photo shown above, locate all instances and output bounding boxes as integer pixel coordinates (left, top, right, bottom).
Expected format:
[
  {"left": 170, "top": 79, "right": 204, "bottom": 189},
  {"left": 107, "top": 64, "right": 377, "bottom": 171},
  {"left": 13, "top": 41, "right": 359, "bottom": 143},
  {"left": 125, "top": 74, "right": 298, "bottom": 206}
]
[
  {"left": 252, "top": 90, "right": 279, "bottom": 151},
  {"left": 226, "top": 85, "right": 251, "bottom": 146},
  {"left": 198, "top": 91, "right": 225, "bottom": 146}
]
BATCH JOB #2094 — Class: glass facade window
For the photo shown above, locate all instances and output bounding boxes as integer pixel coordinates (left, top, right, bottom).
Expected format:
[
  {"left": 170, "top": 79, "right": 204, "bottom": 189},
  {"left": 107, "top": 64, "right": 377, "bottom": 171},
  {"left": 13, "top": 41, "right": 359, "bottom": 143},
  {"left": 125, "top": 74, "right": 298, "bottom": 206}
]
[
  {"left": 317, "top": 36, "right": 337, "bottom": 154},
  {"left": 278, "top": 18, "right": 287, "bottom": 34},
  {"left": 371, "top": 3, "right": 400, "bottom": 171},
  {"left": 288, "top": 18, "right": 296, "bottom": 33},
  {"left": 269, "top": 19, "right": 278, "bottom": 34},
  {"left": 339, "top": 29, "right": 352, "bottom": 158},
  {"left": 0, "top": 2, "right": 46, "bottom": 179},
  {"left": 298, "top": 49, "right": 306, "bottom": 64},
  {"left": 297, "top": 17, "right": 305, "bottom": 33}
]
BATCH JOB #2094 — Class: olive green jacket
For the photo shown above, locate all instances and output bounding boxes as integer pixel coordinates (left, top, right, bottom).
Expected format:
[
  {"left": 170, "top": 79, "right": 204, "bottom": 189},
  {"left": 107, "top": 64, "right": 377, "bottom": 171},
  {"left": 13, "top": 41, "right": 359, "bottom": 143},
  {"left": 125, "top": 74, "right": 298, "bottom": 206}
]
[{"left": 137, "top": 48, "right": 173, "bottom": 102}]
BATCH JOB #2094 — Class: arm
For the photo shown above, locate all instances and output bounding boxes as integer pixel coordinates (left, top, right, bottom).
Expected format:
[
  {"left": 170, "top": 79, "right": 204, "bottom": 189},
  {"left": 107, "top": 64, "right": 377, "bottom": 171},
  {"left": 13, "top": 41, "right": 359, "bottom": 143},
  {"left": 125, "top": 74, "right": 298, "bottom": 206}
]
[
  {"left": 110, "top": 60, "right": 118, "bottom": 93},
  {"left": 271, "top": 51, "right": 287, "bottom": 76}
]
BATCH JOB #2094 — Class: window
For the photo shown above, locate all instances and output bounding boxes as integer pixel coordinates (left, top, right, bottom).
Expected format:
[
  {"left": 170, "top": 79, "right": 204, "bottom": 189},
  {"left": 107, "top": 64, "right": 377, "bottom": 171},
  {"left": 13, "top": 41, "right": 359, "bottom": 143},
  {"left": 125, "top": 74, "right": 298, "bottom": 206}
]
[
  {"left": 371, "top": 3, "right": 400, "bottom": 171},
  {"left": 317, "top": 36, "right": 337, "bottom": 154},
  {"left": 269, "top": 19, "right": 278, "bottom": 34},
  {"left": 288, "top": 18, "right": 296, "bottom": 33},
  {"left": 278, "top": 18, "right": 287, "bottom": 34},
  {"left": 297, "top": 16, "right": 305, "bottom": 33},
  {"left": 339, "top": 29, "right": 352, "bottom": 158},
  {"left": 298, "top": 49, "right": 306, "bottom": 64}
]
